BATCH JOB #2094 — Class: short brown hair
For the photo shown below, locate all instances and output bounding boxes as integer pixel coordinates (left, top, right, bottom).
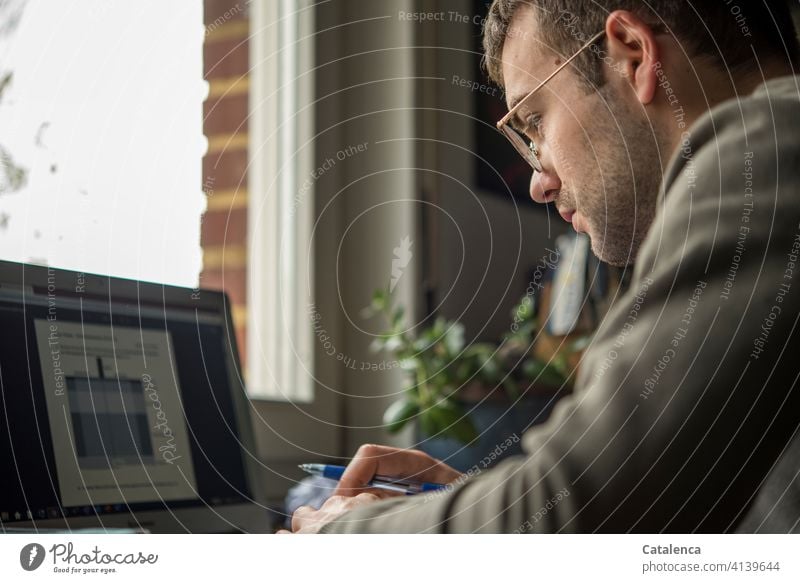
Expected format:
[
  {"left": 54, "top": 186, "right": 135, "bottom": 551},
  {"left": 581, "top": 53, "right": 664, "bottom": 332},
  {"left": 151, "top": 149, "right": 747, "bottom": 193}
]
[{"left": 482, "top": 0, "right": 800, "bottom": 88}]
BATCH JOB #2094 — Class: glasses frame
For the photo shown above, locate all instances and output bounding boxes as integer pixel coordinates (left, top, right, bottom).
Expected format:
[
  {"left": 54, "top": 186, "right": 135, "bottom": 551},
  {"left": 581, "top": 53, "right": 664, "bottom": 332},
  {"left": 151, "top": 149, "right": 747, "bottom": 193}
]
[{"left": 496, "top": 30, "right": 606, "bottom": 173}]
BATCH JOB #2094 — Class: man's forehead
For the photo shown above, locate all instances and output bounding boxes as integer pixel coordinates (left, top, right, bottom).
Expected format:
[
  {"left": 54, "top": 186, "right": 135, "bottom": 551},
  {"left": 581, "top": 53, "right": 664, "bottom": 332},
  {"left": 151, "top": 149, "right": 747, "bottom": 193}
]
[{"left": 499, "top": 7, "right": 552, "bottom": 109}]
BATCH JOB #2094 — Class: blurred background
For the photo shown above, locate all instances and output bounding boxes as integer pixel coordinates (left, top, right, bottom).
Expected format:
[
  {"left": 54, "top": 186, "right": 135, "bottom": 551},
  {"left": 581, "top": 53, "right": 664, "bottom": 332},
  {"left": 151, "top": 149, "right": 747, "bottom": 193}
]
[{"left": 3, "top": 0, "right": 797, "bottom": 521}]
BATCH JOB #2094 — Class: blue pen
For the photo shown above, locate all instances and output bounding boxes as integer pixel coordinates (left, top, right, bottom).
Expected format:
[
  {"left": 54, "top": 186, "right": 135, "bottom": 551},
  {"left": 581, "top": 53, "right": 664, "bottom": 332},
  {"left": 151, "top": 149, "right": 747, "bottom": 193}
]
[{"left": 299, "top": 463, "right": 447, "bottom": 495}]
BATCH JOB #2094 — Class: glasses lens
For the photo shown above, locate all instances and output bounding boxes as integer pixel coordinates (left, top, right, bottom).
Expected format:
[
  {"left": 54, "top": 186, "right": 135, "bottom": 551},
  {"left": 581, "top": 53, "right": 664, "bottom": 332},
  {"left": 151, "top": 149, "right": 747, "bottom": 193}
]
[{"left": 499, "top": 125, "right": 542, "bottom": 172}]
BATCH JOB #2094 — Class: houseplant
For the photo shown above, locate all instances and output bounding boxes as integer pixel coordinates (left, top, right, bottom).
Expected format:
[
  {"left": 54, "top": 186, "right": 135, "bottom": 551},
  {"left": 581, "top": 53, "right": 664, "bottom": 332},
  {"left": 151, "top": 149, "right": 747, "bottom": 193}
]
[{"left": 365, "top": 287, "right": 589, "bottom": 445}]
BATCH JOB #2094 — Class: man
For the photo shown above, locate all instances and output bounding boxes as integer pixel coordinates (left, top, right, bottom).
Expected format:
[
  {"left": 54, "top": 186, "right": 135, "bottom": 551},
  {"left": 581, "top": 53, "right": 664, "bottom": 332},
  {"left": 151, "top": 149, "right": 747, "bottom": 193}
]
[{"left": 287, "top": 1, "right": 800, "bottom": 533}]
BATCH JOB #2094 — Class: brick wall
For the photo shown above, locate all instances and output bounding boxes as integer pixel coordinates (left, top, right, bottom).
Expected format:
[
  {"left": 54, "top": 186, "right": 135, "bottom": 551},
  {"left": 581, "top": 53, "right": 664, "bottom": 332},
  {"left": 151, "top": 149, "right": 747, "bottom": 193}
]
[{"left": 201, "top": 1, "right": 250, "bottom": 365}]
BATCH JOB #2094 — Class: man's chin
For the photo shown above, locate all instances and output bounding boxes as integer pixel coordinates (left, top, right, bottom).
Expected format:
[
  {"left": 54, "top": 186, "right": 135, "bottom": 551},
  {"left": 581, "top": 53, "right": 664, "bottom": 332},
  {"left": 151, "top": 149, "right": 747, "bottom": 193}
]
[{"left": 589, "top": 234, "right": 637, "bottom": 267}]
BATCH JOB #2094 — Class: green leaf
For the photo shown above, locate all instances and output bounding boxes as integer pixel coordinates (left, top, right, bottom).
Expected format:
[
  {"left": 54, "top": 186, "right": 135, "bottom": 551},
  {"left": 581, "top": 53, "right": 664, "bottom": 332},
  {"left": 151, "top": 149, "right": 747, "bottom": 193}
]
[
  {"left": 392, "top": 305, "right": 405, "bottom": 328},
  {"left": 503, "top": 376, "right": 520, "bottom": 400},
  {"left": 551, "top": 353, "right": 569, "bottom": 377},
  {"left": 418, "top": 409, "right": 438, "bottom": 437},
  {"left": 523, "top": 359, "right": 566, "bottom": 387},
  {"left": 464, "top": 343, "right": 492, "bottom": 359},
  {"left": 431, "top": 317, "right": 447, "bottom": 338},
  {"left": 510, "top": 294, "right": 536, "bottom": 321},
  {"left": 465, "top": 343, "right": 500, "bottom": 382},
  {"left": 371, "top": 288, "right": 389, "bottom": 312},
  {"left": 518, "top": 296, "right": 534, "bottom": 319},
  {"left": 412, "top": 336, "right": 435, "bottom": 353},
  {"left": 383, "top": 334, "right": 405, "bottom": 352},
  {"left": 426, "top": 401, "right": 479, "bottom": 444},
  {"left": 568, "top": 334, "right": 593, "bottom": 353},
  {"left": 443, "top": 322, "right": 465, "bottom": 355},
  {"left": 369, "top": 337, "right": 386, "bottom": 353},
  {"left": 453, "top": 359, "right": 477, "bottom": 384},
  {"left": 479, "top": 356, "right": 499, "bottom": 380},
  {"left": 398, "top": 357, "right": 419, "bottom": 371},
  {"left": 383, "top": 398, "right": 419, "bottom": 433}
]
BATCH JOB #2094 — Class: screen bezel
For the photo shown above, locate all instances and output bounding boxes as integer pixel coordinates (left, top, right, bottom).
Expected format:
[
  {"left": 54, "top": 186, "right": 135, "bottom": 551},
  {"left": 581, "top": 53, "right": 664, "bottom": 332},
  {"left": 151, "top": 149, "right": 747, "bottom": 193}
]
[{"left": 0, "top": 259, "right": 268, "bottom": 533}]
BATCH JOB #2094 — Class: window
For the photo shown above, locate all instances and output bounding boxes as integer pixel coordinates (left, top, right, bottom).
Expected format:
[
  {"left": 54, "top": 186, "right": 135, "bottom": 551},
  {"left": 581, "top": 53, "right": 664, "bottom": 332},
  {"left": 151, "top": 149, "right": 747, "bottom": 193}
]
[
  {"left": 247, "top": 0, "right": 315, "bottom": 401},
  {"left": 0, "top": 1, "right": 205, "bottom": 288}
]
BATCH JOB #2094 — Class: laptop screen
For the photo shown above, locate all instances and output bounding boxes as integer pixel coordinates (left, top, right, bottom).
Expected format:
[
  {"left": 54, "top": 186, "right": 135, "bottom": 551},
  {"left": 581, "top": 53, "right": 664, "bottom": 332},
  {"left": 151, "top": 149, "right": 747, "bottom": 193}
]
[{"left": 0, "top": 261, "right": 255, "bottom": 528}]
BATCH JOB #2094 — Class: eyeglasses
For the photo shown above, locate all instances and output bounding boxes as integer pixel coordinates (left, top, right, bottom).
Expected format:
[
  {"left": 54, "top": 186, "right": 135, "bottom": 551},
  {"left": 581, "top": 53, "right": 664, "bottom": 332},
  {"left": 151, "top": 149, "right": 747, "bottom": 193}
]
[{"left": 496, "top": 30, "right": 606, "bottom": 173}]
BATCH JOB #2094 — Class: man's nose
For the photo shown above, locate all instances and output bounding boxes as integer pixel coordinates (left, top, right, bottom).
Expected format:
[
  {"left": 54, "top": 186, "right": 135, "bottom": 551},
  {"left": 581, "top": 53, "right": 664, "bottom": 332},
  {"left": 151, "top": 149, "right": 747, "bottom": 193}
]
[{"left": 529, "top": 168, "right": 561, "bottom": 204}]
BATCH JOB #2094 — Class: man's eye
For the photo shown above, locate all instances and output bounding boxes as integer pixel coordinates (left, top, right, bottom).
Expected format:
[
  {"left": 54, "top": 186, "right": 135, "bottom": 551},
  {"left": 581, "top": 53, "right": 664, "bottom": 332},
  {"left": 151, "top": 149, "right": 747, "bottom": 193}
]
[{"left": 526, "top": 114, "right": 543, "bottom": 135}]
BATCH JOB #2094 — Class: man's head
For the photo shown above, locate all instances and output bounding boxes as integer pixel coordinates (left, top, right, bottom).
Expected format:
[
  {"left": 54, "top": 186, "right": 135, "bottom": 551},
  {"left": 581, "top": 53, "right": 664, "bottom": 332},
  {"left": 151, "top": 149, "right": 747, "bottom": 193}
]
[{"left": 483, "top": 1, "right": 799, "bottom": 266}]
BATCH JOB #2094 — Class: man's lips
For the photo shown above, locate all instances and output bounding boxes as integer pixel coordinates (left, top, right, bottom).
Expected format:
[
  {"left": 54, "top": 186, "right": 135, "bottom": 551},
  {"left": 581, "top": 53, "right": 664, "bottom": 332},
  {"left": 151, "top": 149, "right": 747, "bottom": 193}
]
[{"left": 558, "top": 208, "right": 586, "bottom": 233}]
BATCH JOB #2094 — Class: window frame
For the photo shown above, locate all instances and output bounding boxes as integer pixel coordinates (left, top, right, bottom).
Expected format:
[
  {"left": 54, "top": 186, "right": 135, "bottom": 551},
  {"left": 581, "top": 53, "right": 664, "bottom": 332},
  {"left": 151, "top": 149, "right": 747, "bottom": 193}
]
[{"left": 247, "top": 0, "right": 315, "bottom": 402}]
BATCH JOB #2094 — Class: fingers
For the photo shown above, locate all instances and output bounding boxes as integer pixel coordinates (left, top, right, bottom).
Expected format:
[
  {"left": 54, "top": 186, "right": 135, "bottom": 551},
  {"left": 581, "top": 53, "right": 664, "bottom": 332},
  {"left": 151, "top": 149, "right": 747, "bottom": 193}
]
[
  {"left": 359, "top": 486, "right": 404, "bottom": 499},
  {"left": 333, "top": 443, "right": 462, "bottom": 497},
  {"left": 291, "top": 505, "right": 314, "bottom": 533},
  {"left": 289, "top": 493, "right": 382, "bottom": 533}
]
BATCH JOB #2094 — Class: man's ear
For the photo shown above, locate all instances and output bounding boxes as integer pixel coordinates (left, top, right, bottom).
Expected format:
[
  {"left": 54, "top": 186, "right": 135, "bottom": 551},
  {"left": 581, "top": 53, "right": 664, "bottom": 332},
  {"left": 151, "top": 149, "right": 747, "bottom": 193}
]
[{"left": 604, "top": 10, "right": 659, "bottom": 105}]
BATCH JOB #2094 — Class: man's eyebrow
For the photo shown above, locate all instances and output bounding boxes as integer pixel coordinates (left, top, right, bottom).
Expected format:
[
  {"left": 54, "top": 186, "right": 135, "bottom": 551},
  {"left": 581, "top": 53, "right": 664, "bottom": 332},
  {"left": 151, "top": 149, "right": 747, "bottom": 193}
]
[
  {"left": 507, "top": 90, "right": 539, "bottom": 115},
  {"left": 507, "top": 114, "right": 526, "bottom": 132},
  {"left": 505, "top": 91, "right": 538, "bottom": 130},
  {"left": 506, "top": 93, "right": 528, "bottom": 112}
]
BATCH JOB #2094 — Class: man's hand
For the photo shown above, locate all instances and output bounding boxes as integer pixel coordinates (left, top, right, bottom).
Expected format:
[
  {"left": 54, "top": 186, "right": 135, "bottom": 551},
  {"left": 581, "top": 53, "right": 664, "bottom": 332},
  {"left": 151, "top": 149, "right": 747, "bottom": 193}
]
[
  {"left": 278, "top": 492, "right": 383, "bottom": 534},
  {"left": 333, "top": 443, "right": 462, "bottom": 497},
  {"left": 279, "top": 445, "right": 461, "bottom": 533}
]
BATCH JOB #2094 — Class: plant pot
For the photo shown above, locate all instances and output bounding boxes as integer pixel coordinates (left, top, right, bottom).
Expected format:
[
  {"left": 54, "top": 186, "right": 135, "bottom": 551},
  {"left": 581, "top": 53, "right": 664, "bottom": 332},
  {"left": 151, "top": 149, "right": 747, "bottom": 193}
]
[{"left": 416, "top": 390, "right": 561, "bottom": 473}]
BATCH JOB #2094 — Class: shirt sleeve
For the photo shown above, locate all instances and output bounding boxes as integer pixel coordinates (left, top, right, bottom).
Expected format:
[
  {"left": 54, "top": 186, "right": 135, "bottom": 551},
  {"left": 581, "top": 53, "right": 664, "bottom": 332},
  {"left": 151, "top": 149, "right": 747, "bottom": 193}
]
[{"left": 320, "top": 85, "right": 800, "bottom": 533}]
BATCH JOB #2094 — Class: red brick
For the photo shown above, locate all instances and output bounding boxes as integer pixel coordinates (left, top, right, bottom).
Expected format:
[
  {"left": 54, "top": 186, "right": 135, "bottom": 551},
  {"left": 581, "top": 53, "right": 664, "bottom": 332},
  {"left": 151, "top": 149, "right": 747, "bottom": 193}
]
[
  {"left": 204, "top": 37, "right": 249, "bottom": 79},
  {"left": 204, "top": 0, "right": 248, "bottom": 27},
  {"left": 202, "top": 150, "right": 248, "bottom": 191},
  {"left": 204, "top": 93, "right": 248, "bottom": 136},
  {"left": 200, "top": 208, "right": 247, "bottom": 247}
]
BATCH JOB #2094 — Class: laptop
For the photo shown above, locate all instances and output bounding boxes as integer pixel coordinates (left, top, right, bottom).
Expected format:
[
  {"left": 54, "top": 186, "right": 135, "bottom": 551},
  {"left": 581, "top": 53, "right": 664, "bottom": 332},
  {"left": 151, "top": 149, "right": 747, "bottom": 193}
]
[{"left": 0, "top": 260, "right": 269, "bottom": 533}]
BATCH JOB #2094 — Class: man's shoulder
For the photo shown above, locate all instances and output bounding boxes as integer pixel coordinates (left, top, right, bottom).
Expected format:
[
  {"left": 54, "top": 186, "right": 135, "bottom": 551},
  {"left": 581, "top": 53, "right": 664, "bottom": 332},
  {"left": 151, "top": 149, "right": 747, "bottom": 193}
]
[
  {"left": 712, "top": 73, "right": 800, "bottom": 143},
  {"left": 662, "top": 74, "right": 800, "bottom": 201},
  {"left": 704, "top": 73, "right": 800, "bottom": 137},
  {"left": 637, "top": 75, "right": 800, "bottom": 278},
  {"left": 751, "top": 74, "right": 800, "bottom": 102}
]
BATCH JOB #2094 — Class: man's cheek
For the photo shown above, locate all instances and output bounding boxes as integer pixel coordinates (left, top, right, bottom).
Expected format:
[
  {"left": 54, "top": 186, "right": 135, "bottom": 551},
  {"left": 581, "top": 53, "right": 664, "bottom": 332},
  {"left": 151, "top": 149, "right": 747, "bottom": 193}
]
[{"left": 550, "top": 135, "right": 573, "bottom": 174}]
